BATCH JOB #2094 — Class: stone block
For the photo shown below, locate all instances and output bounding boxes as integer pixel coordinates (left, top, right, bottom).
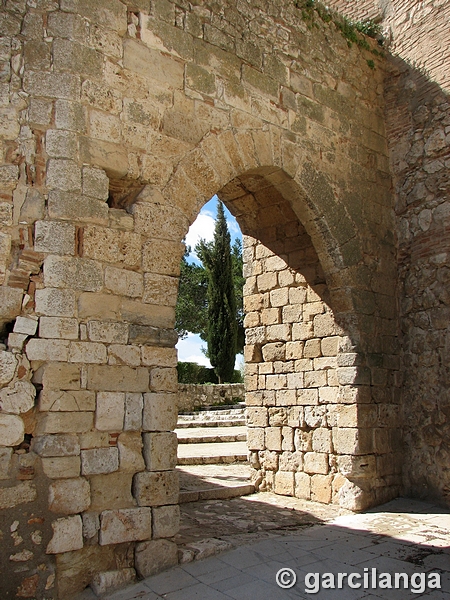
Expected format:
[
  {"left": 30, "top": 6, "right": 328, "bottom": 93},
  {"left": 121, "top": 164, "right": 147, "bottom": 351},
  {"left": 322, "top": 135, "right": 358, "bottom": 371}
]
[
  {"left": 87, "top": 366, "right": 149, "bottom": 392},
  {"left": 38, "top": 412, "right": 94, "bottom": 434},
  {"left": 0, "top": 481, "right": 37, "bottom": 510},
  {"left": 142, "top": 239, "right": 183, "bottom": 276},
  {"left": 82, "top": 511, "right": 99, "bottom": 540},
  {"left": 35, "top": 288, "right": 76, "bottom": 317},
  {"left": 332, "top": 427, "right": 373, "bottom": 455},
  {"left": 79, "top": 136, "right": 128, "bottom": 179},
  {"left": 46, "top": 158, "right": 81, "bottom": 192},
  {"left": 133, "top": 470, "right": 178, "bottom": 506},
  {"left": 44, "top": 256, "right": 103, "bottom": 291},
  {"left": 0, "top": 413, "right": 24, "bottom": 446},
  {"left": 32, "top": 433, "right": 80, "bottom": 457},
  {"left": 105, "top": 267, "right": 143, "bottom": 298},
  {"left": 338, "top": 454, "right": 376, "bottom": 479},
  {"left": 150, "top": 367, "right": 178, "bottom": 392},
  {"left": 45, "top": 129, "right": 78, "bottom": 160},
  {"left": 7, "top": 333, "right": 27, "bottom": 351},
  {"left": 79, "top": 431, "right": 110, "bottom": 450},
  {"left": 134, "top": 539, "right": 178, "bottom": 578},
  {"left": 89, "top": 472, "right": 136, "bottom": 511},
  {"left": 131, "top": 200, "right": 189, "bottom": 241},
  {"left": 39, "top": 316, "right": 78, "bottom": 339},
  {"left": 0, "top": 380, "right": 36, "bottom": 414},
  {"left": 46, "top": 515, "right": 83, "bottom": 554},
  {"left": 91, "top": 569, "right": 136, "bottom": 596},
  {"left": 141, "top": 346, "right": 177, "bottom": 368},
  {"left": 0, "top": 350, "right": 17, "bottom": 386},
  {"left": 39, "top": 390, "right": 95, "bottom": 412},
  {"left": 88, "top": 321, "right": 128, "bottom": 344},
  {"left": 34, "top": 220, "right": 75, "bottom": 256},
  {"left": 118, "top": 432, "right": 145, "bottom": 472},
  {"left": 78, "top": 293, "right": 121, "bottom": 320},
  {"left": 13, "top": 316, "right": 38, "bottom": 335},
  {"left": 124, "top": 393, "right": 143, "bottom": 430},
  {"left": 23, "top": 71, "right": 80, "bottom": 100},
  {"left": 265, "top": 427, "right": 282, "bottom": 451},
  {"left": 311, "top": 474, "right": 333, "bottom": 504},
  {"left": 304, "top": 452, "right": 329, "bottom": 475},
  {"left": 81, "top": 448, "right": 119, "bottom": 475},
  {"left": 49, "top": 478, "right": 91, "bottom": 514},
  {"left": 143, "top": 273, "right": 178, "bottom": 306},
  {"left": 295, "top": 472, "right": 311, "bottom": 500},
  {"left": 42, "top": 456, "right": 81, "bottom": 479},
  {"left": 26, "top": 338, "right": 70, "bottom": 362},
  {"left": 0, "top": 201, "right": 13, "bottom": 227},
  {"left": 246, "top": 427, "right": 265, "bottom": 450},
  {"left": 304, "top": 370, "right": 327, "bottom": 388},
  {"left": 142, "top": 432, "right": 177, "bottom": 471},
  {"left": 142, "top": 393, "right": 177, "bottom": 431},
  {"left": 40, "top": 362, "right": 81, "bottom": 390},
  {"left": 99, "top": 507, "right": 152, "bottom": 545},
  {"left": 274, "top": 471, "right": 294, "bottom": 496},
  {"left": 48, "top": 190, "right": 108, "bottom": 224},
  {"left": 95, "top": 392, "right": 125, "bottom": 431},
  {"left": 152, "top": 504, "right": 180, "bottom": 539},
  {"left": 69, "top": 342, "right": 107, "bottom": 364},
  {"left": 82, "top": 166, "right": 109, "bottom": 200},
  {"left": 108, "top": 345, "right": 141, "bottom": 367},
  {"left": 0, "top": 447, "right": 12, "bottom": 480},
  {"left": 312, "top": 428, "right": 332, "bottom": 453},
  {"left": 83, "top": 226, "right": 140, "bottom": 267}
]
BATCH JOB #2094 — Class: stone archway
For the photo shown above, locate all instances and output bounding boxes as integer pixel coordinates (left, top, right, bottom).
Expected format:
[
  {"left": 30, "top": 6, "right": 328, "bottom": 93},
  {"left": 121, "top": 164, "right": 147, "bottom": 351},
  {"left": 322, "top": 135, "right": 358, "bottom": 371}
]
[{"left": 0, "top": 0, "right": 400, "bottom": 596}]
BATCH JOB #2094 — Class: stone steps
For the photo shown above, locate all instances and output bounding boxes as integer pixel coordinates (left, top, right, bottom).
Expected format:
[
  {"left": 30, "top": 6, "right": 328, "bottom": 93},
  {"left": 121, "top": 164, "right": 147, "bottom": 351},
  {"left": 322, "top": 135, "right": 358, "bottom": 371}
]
[
  {"left": 175, "top": 425, "right": 247, "bottom": 444},
  {"left": 177, "top": 407, "right": 245, "bottom": 429},
  {"left": 177, "top": 441, "right": 248, "bottom": 465},
  {"left": 178, "top": 464, "right": 254, "bottom": 503}
]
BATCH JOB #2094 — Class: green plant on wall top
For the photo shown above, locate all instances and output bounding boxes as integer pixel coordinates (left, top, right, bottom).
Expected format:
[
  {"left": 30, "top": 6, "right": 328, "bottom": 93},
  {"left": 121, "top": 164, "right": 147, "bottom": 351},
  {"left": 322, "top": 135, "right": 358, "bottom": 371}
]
[{"left": 295, "top": 0, "right": 384, "bottom": 64}]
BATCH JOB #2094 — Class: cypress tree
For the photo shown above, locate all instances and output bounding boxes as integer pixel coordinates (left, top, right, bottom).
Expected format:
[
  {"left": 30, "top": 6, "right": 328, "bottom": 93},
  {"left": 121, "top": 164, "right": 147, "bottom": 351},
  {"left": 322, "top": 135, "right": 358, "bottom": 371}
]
[{"left": 197, "top": 201, "right": 237, "bottom": 383}]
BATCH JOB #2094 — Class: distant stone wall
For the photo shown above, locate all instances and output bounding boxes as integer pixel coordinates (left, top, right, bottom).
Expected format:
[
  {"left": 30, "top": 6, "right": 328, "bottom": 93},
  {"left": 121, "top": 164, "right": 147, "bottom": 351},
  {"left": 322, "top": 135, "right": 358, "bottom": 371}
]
[{"left": 177, "top": 384, "right": 245, "bottom": 413}]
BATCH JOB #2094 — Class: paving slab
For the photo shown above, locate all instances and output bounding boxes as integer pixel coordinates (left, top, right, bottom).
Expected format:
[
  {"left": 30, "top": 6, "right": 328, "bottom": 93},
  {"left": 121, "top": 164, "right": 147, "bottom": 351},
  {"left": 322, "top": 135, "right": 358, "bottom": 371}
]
[
  {"left": 177, "top": 441, "right": 248, "bottom": 465},
  {"left": 75, "top": 496, "right": 450, "bottom": 599}
]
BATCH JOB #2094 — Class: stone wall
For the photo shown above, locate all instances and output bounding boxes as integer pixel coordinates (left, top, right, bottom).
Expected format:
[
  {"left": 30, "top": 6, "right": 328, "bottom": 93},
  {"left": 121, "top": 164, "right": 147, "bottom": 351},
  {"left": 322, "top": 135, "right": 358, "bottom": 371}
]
[
  {"left": 177, "top": 383, "right": 244, "bottom": 413},
  {"left": 0, "top": 0, "right": 417, "bottom": 596}
]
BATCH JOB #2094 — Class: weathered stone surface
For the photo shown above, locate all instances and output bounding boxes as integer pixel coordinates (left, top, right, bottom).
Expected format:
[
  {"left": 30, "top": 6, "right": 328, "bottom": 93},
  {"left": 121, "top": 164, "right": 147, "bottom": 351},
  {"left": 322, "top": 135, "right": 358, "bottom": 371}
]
[
  {"left": 95, "top": 392, "right": 125, "bottom": 431},
  {"left": 81, "top": 448, "right": 119, "bottom": 475},
  {"left": 44, "top": 256, "right": 103, "bottom": 291},
  {"left": 0, "top": 350, "right": 17, "bottom": 386},
  {"left": 39, "top": 316, "right": 79, "bottom": 339},
  {"left": 89, "top": 472, "right": 136, "bottom": 511},
  {"left": 118, "top": 431, "right": 145, "bottom": 472},
  {"left": 39, "top": 390, "right": 95, "bottom": 413},
  {"left": 0, "top": 481, "right": 36, "bottom": 509},
  {"left": 0, "top": 380, "right": 36, "bottom": 414},
  {"left": 42, "top": 456, "right": 81, "bottom": 479},
  {"left": 99, "top": 507, "right": 152, "bottom": 545},
  {"left": 13, "top": 316, "right": 38, "bottom": 335},
  {"left": 46, "top": 515, "right": 83, "bottom": 554},
  {"left": 91, "top": 568, "right": 136, "bottom": 596},
  {"left": 124, "top": 393, "right": 143, "bottom": 431},
  {"left": 133, "top": 470, "right": 179, "bottom": 506},
  {"left": 38, "top": 412, "right": 94, "bottom": 434},
  {"left": 0, "top": 447, "right": 12, "bottom": 479},
  {"left": 152, "top": 504, "right": 180, "bottom": 539},
  {"left": 34, "top": 220, "right": 75, "bottom": 254},
  {"left": 134, "top": 539, "right": 178, "bottom": 578},
  {"left": 0, "top": 413, "right": 24, "bottom": 446},
  {"left": 48, "top": 478, "right": 91, "bottom": 514},
  {"left": 35, "top": 288, "right": 76, "bottom": 317},
  {"left": 142, "top": 393, "right": 177, "bottom": 432},
  {"left": 142, "top": 432, "right": 177, "bottom": 471},
  {"left": 32, "top": 433, "right": 80, "bottom": 457},
  {"left": 87, "top": 366, "right": 149, "bottom": 392}
]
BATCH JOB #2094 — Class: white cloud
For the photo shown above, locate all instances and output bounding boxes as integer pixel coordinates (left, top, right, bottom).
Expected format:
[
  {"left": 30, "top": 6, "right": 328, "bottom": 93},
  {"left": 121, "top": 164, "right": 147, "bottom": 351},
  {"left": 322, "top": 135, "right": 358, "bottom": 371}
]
[
  {"left": 176, "top": 333, "right": 211, "bottom": 367},
  {"left": 185, "top": 213, "right": 215, "bottom": 255}
]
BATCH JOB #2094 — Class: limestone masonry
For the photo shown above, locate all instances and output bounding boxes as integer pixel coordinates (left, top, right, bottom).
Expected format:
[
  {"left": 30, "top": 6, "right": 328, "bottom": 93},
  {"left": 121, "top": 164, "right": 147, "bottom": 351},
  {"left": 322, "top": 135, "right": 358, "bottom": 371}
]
[{"left": 0, "top": 0, "right": 448, "bottom": 597}]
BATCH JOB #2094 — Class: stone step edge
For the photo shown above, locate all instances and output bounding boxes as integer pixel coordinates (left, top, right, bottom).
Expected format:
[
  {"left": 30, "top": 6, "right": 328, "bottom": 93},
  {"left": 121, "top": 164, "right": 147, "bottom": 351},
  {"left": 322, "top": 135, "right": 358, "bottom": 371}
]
[
  {"left": 179, "top": 483, "right": 255, "bottom": 504},
  {"left": 177, "top": 434, "right": 247, "bottom": 444},
  {"left": 177, "top": 455, "right": 248, "bottom": 466},
  {"left": 176, "top": 420, "right": 246, "bottom": 428}
]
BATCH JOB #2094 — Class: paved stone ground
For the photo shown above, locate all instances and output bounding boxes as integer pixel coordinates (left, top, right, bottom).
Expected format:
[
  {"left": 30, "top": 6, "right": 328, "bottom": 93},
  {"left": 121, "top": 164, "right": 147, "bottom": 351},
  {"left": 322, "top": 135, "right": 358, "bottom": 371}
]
[{"left": 76, "top": 496, "right": 450, "bottom": 599}]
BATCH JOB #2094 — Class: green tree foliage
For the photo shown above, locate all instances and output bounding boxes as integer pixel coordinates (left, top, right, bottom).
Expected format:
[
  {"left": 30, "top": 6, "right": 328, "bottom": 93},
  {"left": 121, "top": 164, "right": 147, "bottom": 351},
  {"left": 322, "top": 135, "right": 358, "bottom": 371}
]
[{"left": 175, "top": 209, "right": 245, "bottom": 361}]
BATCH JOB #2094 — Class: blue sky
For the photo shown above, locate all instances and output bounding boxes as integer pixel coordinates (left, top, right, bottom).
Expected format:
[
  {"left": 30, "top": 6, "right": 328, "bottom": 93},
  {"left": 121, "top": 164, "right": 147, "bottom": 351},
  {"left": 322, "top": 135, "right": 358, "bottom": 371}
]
[{"left": 176, "top": 195, "right": 243, "bottom": 368}]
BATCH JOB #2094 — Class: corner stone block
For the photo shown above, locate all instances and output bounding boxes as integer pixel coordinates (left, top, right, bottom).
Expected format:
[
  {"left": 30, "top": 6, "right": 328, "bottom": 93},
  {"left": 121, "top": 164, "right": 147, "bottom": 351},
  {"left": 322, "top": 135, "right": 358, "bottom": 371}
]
[
  {"left": 135, "top": 539, "right": 178, "bottom": 578},
  {"left": 99, "top": 507, "right": 152, "bottom": 545},
  {"left": 95, "top": 392, "right": 125, "bottom": 431},
  {"left": 0, "top": 413, "right": 24, "bottom": 446},
  {"left": 81, "top": 447, "right": 119, "bottom": 475},
  {"left": 142, "top": 393, "right": 177, "bottom": 432},
  {"left": 46, "top": 515, "right": 83, "bottom": 554},
  {"left": 133, "top": 470, "right": 178, "bottom": 506},
  {"left": 48, "top": 477, "right": 91, "bottom": 514},
  {"left": 152, "top": 504, "right": 180, "bottom": 539},
  {"left": 142, "top": 432, "right": 177, "bottom": 471}
]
